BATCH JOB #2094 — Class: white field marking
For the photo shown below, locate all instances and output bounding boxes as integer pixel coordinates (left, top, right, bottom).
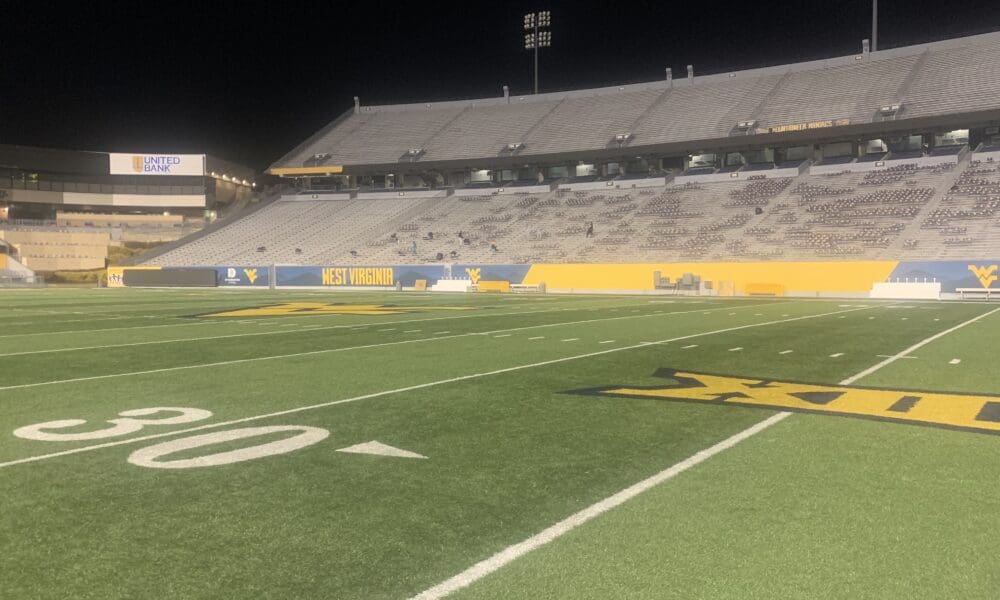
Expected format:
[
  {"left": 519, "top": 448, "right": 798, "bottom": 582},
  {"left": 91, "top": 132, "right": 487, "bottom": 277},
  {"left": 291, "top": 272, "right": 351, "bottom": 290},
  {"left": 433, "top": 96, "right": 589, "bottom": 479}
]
[
  {"left": 2, "top": 303, "right": 772, "bottom": 391},
  {"left": 434, "top": 331, "right": 452, "bottom": 335},
  {"left": 0, "top": 306, "right": 869, "bottom": 469},
  {"left": 869, "top": 317, "right": 876, "bottom": 320},
  {"left": 779, "top": 350, "right": 794, "bottom": 355},
  {"left": 902, "top": 317, "right": 909, "bottom": 321},
  {"left": 934, "top": 318, "right": 940, "bottom": 322},
  {"left": 378, "top": 328, "right": 397, "bottom": 332},
  {"left": 404, "top": 330, "right": 422, "bottom": 333},
  {"left": 128, "top": 426, "right": 330, "bottom": 470},
  {"left": 829, "top": 353, "right": 844, "bottom": 358},
  {"left": 407, "top": 412, "right": 795, "bottom": 600},
  {"left": 838, "top": 316, "right": 846, "bottom": 319},
  {"left": 755, "top": 313, "right": 763, "bottom": 316},
  {"left": 950, "top": 358, "right": 962, "bottom": 365},
  {"left": 410, "top": 305, "right": 993, "bottom": 600},
  {"left": 529, "top": 336, "right": 545, "bottom": 340},
  {"left": 598, "top": 340, "right": 616, "bottom": 344},
  {"left": 335, "top": 441, "right": 427, "bottom": 459},
  {"left": 493, "top": 334, "right": 512, "bottom": 338},
  {"left": 728, "top": 347, "right": 743, "bottom": 352},
  {"left": 561, "top": 338, "right": 580, "bottom": 342},
  {"left": 840, "top": 306, "right": 1000, "bottom": 385},
  {"left": 875, "top": 354, "right": 918, "bottom": 359},
  {"left": 729, "top": 313, "right": 736, "bottom": 316},
  {"left": 781, "top": 314, "right": 789, "bottom": 317},
  {"left": 0, "top": 319, "right": 235, "bottom": 340},
  {"left": 0, "top": 300, "right": 653, "bottom": 341},
  {"left": 681, "top": 344, "right": 698, "bottom": 349}
]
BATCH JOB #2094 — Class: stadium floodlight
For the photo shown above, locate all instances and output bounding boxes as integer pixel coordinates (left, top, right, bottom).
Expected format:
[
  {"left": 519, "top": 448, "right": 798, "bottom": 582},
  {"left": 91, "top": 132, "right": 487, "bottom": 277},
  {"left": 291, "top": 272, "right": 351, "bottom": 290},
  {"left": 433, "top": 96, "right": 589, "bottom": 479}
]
[{"left": 523, "top": 11, "right": 552, "bottom": 94}]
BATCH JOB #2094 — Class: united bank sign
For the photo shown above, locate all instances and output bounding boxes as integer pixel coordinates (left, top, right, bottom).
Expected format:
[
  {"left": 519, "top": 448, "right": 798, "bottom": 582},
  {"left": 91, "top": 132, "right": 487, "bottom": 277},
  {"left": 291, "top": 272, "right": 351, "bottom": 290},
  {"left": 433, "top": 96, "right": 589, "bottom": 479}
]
[{"left": 109, "top": 153, "right": 205, "bottom": 176}]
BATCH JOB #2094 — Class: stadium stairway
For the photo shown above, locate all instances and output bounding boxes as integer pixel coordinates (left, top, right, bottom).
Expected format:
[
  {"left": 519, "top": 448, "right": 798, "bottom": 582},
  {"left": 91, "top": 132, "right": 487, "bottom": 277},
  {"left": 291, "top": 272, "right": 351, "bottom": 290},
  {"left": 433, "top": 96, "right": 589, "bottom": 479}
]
[{"left": 883, "top": 150, "right": 971, "bottom": 256}]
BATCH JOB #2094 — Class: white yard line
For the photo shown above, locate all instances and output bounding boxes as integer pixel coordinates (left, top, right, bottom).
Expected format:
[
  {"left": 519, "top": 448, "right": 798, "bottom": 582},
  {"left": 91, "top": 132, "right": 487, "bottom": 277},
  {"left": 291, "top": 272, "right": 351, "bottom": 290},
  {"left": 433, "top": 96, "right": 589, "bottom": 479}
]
[
  {"left": 0, "top": 299, "right": 779, "bottom": 358},
  {"left": 408, "top": 413, "right": 793, "bottom": 600},
  {"left": 0, "top": 302, "right": 791, "bottom": 392},
  {"left": 0, "top": 301, "right": 657, "bottom": 341},
  {"left": 407, "top": 304, "right": 999, "bottom": 600},
  {"left": 840, "top": 306, "right": 1000, "bottom": 385},
  {"left": 0, "top": 306, "right": 868, "bottom": 469}
]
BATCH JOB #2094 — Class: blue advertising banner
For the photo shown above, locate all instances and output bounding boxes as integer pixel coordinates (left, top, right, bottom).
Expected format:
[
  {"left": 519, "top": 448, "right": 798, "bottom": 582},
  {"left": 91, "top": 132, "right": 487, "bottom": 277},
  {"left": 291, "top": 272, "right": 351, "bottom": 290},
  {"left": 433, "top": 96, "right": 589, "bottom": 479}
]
[
  {"left": 889, "top": 260, "right": 1000, "bottom": 292},
  {"left": 453, "top": 264, "right": 531, "bottom": 285},
  {"left": 209, "top": 266, "right": 270, "bottom": 287},
  {"left": 276, "top": 265, "right": 445, "bottom": 287}
]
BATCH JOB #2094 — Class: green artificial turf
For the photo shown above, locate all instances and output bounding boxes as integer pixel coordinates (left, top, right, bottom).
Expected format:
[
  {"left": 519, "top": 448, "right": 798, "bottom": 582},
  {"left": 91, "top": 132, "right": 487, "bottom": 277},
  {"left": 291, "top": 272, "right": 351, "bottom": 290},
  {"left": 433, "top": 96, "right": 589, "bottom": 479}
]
[{"left": 0, "top": 289, "right": 997, "bottom": 599}]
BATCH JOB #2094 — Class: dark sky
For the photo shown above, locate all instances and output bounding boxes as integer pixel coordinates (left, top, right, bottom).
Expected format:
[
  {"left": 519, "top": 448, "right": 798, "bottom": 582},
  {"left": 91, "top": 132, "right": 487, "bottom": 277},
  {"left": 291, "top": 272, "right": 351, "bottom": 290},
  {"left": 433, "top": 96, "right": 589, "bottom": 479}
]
[{"left": 2, "top": 0, "right": 998, "bottom": 170}]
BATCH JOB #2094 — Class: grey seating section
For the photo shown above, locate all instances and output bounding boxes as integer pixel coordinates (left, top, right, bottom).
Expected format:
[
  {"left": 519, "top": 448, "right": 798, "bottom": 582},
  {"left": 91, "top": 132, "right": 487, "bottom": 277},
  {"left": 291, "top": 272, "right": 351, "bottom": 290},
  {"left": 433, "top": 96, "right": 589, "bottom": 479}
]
[{"left": 271, "top": 32, "right": 1000, "bottom": 171}]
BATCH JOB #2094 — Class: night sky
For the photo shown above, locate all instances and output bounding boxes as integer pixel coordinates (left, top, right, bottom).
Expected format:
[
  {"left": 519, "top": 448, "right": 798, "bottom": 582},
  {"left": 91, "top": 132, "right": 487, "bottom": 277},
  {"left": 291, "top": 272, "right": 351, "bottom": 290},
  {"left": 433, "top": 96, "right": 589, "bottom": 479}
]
[{"left": 2, "top": 1, "right": 998, "bottom": 170}]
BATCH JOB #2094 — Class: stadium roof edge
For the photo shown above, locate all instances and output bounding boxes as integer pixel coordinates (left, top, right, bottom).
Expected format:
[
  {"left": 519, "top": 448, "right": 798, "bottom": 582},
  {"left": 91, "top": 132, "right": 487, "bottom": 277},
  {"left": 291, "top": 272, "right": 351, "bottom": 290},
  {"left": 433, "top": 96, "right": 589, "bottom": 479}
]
[{"left": 355, "top": 30, "right": 1000, "bottom": 113}]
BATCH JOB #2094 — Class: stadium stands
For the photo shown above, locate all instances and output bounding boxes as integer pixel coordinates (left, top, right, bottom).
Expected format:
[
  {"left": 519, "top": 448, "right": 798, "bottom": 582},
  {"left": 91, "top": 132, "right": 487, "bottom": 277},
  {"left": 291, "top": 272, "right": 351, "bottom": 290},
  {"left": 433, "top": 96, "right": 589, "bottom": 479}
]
[
  {"left": 150, "top": 150, "right": 990, "bottom": 266},
  {"left": 271, "top": 32, "right": 1000, "bottom": 170}
]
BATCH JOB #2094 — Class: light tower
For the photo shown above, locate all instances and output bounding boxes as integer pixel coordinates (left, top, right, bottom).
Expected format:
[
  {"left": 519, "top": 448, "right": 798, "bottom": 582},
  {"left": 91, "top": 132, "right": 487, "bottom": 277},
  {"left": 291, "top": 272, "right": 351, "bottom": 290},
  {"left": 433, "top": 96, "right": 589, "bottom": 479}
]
[{"left": 523, "top": 11, "right": 551, "bottom": 95}]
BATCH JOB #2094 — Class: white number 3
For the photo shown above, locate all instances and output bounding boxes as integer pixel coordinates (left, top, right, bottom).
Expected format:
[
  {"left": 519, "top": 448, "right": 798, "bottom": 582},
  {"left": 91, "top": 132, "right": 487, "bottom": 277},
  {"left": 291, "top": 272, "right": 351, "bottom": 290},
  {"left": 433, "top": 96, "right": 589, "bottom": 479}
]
[{"left": 13, "top": 407, "right": 213, "bottom": 442}]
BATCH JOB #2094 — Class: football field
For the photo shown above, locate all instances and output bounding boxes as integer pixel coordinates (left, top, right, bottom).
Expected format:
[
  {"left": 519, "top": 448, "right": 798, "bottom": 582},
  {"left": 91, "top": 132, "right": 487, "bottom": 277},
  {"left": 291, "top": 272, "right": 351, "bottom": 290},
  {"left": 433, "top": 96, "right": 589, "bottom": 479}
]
[{"left": 2, "top": 289, "right": 999, "bottom": 599}]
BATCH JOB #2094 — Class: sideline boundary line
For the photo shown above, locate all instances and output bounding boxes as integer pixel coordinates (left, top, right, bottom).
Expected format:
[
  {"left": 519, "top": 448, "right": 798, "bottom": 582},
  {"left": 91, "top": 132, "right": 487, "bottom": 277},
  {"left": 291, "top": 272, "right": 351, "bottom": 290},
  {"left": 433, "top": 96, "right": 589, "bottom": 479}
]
[
  {"left": 0, "top": 298, "right": 706, "bottom": 340},
  {"left": 407, "top": 304, "right": 997, "bottom": 600},
  {"left": 0, "top": 305, "right": 867, "bottom": 469},
  {"left": 0, "top": 302, "right": 783, "bottom": 386}
]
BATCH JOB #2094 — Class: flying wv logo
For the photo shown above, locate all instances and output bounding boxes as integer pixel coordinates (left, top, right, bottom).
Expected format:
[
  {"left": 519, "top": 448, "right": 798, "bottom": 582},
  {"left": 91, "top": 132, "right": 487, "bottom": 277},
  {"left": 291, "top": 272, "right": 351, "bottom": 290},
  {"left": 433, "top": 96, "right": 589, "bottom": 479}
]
[{"left": 967, "top": 264, "right": 998, "bottom": 289}]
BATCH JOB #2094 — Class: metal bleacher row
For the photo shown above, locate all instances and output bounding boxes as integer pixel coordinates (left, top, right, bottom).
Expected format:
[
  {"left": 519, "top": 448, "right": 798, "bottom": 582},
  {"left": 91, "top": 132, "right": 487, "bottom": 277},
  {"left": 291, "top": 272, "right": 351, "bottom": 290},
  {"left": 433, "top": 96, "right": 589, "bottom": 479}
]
[
  {"left": 272, "top": 32, "right": 1000, "bottom": 170},
  {"left": 148, "top": 149, "right": 1000, "bottom": 267}
]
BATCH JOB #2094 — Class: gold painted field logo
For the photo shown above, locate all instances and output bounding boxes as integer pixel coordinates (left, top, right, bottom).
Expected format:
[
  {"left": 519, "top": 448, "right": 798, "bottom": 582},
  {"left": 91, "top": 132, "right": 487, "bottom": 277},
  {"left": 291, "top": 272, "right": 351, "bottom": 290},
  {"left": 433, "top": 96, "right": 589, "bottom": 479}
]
[
  {"left": 968, "top": 264, "right": 998, "bottom": 289},
  {"left": 243, "top": 268, "right": 258, "bottom": 284},
  {"left": 203, "top": 302, "right": 475, "bottom": 317},
  {"left": 131, "top": 155, "right": 143, "bottom": 173},
  {"left": 575, "top": 369, "right": 1000, "bottom": 435},
  {"left": 465, "top": 268, "right": 482, "bottom": 285}
]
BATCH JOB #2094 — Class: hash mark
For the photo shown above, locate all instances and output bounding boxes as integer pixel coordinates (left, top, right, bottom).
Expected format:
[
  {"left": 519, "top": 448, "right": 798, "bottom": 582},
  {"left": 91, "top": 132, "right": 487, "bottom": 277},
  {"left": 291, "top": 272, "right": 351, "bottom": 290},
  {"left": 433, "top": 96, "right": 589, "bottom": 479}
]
[
  {"left": 829, "top": 353, "right": 844, "bottom": 358},
  {"left": 682, "top": 344, "right": 698, "bottom": 349},
  {"left": 779, "top": 350, "right": 794, "bottom": 354},
  {"left": 949, "top": 358, "right": 961, "bottom": 365},
  {"left": 728, "top": 347, "right": 743, "bottom": 352}
]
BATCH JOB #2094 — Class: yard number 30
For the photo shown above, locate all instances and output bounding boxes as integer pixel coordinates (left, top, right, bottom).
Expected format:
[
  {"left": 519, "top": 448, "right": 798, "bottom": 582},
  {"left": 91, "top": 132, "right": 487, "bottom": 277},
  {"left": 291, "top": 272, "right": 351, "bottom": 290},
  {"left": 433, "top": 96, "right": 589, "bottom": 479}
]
[{"left": 14, "top": 407, "right": 328, "bottom": 470}]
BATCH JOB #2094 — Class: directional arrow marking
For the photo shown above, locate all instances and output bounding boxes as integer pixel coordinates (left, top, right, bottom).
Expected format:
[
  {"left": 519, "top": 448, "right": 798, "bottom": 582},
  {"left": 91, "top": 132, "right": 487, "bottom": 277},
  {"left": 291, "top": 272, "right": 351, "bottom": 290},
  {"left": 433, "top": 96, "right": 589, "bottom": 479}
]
[{"left": 336, "top": 440, "right": 427, "bottom": 459}]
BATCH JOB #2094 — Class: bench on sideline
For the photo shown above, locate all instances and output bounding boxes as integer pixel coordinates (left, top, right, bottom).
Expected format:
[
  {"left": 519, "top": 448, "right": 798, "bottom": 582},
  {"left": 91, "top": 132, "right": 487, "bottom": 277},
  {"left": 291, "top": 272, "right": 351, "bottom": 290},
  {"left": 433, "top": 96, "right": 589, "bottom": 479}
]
[{"left": 957, "top": 287, "right": 998, "bottom": 300}]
